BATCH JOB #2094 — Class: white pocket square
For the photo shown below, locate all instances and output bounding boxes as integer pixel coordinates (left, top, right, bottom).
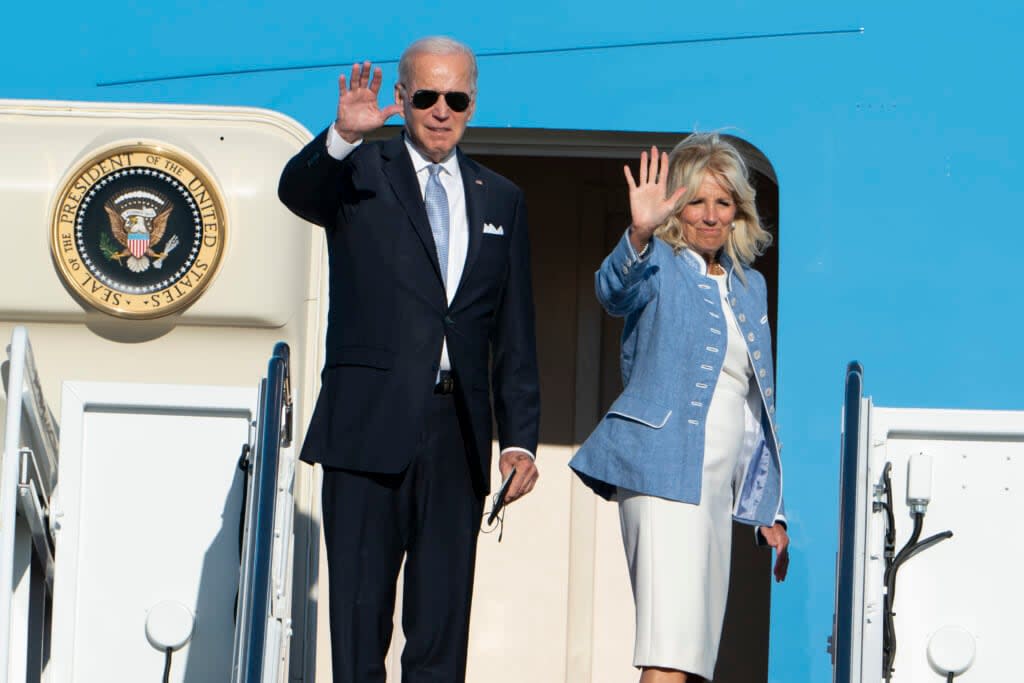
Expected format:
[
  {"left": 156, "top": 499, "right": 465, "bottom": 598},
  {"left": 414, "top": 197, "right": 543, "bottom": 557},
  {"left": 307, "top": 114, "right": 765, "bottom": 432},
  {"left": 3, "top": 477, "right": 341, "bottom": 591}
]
[{"left": 482, "top": 223, "right": 505, "bottom": 236}]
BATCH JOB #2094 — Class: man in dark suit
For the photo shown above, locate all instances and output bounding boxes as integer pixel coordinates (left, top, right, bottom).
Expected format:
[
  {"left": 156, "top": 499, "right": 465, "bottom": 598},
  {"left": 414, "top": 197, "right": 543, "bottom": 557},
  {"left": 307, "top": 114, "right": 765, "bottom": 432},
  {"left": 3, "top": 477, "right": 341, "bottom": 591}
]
[{"left": 278, "top": 36, "right": 541, "bottom": 683}]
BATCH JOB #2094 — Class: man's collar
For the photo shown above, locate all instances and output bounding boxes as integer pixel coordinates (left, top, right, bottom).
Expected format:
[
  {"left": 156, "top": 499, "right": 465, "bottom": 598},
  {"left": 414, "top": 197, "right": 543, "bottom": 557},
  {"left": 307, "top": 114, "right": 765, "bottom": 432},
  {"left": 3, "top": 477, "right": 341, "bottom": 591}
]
[{"left": 403, "top": 134, "right": 458, "bottom": 174}]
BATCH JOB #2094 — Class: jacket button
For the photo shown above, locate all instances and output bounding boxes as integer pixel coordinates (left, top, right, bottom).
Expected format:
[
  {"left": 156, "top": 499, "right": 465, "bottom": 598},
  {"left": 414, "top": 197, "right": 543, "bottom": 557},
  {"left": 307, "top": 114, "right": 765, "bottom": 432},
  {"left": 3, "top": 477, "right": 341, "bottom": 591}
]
[
  {"left": 731, "top": 297, "right": 737, "bottom": 306},
  {"left": 759, "top": 368, "right": 766, "bottom": 377},
  {"left": 753, "top": 350, "right": 761, "bottom": 360},
  {"left": 765, "top": 388, "right": 773, "bottom": 397},
  {"left": 738, "top": 313, "right": 746, "bottom": 322},
  {"left": 747, "top": 332, "right": 755, "bottom": 342}
]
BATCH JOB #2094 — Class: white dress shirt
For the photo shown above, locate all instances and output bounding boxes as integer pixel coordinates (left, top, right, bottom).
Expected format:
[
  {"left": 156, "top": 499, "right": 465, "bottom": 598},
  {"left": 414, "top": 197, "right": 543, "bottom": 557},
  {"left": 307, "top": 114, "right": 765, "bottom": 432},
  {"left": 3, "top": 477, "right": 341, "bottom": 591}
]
[{"left": 326, "top": 128, "right": 467, "bottom": 372}]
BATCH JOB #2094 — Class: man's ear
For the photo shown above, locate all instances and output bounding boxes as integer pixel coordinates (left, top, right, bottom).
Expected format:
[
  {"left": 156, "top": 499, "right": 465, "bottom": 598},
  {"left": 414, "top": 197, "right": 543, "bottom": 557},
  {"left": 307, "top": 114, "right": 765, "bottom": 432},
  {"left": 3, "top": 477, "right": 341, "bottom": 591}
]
[{"left": 394, "top": 84, "right": 403, "bottom": 105}]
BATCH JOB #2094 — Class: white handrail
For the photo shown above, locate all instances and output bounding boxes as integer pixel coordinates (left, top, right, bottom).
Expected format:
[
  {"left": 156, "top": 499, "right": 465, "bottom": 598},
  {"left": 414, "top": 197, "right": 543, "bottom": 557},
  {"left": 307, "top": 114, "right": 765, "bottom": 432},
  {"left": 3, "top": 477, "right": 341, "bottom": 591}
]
[{"left": 0, "top": 326, "right": 29, "bottom": 683}]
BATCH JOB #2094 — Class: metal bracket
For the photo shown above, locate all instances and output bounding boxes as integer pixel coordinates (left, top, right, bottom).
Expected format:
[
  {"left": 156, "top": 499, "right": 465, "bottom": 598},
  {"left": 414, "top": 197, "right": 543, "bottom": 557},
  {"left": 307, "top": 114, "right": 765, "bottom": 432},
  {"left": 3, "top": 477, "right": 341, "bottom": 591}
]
[
  {"left": 280, "top": 351, "right": 293, "bottom": 448},
  {"left": 16, "top": 447, "right": 55, "bottom": 589},
  {"left": 872, "top": 482, "right": 886, "bottom": 511}
]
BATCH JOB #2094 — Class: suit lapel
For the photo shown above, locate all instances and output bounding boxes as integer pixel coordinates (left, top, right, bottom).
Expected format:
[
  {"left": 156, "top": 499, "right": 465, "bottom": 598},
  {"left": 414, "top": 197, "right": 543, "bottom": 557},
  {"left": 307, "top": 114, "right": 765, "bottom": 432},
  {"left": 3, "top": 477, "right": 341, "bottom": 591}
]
[
  {"left": 456, "top": 150, "right": 486, "bottom": 301},
  {"left": 380, "top": 136, "right": 445, "bottom": 284}
]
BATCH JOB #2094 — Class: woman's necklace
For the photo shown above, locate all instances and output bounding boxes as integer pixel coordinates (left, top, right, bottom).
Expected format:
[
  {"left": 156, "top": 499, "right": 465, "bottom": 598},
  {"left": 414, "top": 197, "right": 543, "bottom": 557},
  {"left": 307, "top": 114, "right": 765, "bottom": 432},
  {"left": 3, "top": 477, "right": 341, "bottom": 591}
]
[{"left": 708, "top": 262, "right": 725, "bottom": 275}]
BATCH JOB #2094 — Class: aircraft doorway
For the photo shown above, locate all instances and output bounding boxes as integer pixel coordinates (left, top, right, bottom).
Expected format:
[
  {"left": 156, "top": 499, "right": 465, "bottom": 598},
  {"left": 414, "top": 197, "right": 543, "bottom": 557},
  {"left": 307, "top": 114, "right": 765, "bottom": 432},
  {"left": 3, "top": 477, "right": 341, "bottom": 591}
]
[
  {"left": 471, "top": 129, "right": 779, "bottom": 683},
  {"left": 364, "top": 126, "right": 780, "bottom": 683}
]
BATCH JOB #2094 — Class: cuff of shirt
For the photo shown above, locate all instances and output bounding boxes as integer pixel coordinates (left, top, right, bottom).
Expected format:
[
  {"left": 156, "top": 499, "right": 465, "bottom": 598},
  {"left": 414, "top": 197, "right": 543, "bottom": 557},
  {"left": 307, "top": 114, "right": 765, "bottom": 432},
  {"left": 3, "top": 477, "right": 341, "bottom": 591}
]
[
  {"left": 500, "top": 447, "right": 536, "bottom": 461},
  {"left": 325, "top": 125, "right": 363, "bottom": 160}
]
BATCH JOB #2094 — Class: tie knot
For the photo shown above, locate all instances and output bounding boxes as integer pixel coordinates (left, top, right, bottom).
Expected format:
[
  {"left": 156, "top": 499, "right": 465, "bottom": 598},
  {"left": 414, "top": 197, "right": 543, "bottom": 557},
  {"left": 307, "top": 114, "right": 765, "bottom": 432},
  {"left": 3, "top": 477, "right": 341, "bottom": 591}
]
[{"left": 428, "top": 164, "right": 444, "bottom": 178}]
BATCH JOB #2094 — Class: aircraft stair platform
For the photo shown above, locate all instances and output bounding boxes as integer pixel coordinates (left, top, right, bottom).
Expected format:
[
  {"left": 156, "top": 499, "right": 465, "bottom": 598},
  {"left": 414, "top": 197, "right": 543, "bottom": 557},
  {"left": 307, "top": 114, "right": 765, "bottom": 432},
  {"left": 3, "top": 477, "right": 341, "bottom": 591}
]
[{"left": 0, "top": 327, "right": 296, "bottom": 683}]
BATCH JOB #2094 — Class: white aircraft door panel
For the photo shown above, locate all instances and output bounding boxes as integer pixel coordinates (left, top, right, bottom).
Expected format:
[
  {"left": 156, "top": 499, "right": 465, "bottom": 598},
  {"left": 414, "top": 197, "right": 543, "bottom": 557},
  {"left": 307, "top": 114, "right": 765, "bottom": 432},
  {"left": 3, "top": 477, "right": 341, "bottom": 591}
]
[
  {"left": 49, "top": 382, "right": 255, "bottom": 683},
  {"left": 833, "top": 364, "right": 1024, "bottom": 683},
  {"left": 864, "top": 407, "right": 1024, "bottom": 682}
]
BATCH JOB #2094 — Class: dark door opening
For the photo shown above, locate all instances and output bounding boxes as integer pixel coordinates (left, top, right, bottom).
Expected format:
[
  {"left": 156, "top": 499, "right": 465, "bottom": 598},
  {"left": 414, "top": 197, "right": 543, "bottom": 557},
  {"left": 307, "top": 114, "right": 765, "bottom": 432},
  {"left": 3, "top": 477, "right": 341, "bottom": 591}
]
[{"left": 471, "top": 129, "right": 780, "bottom": 683}]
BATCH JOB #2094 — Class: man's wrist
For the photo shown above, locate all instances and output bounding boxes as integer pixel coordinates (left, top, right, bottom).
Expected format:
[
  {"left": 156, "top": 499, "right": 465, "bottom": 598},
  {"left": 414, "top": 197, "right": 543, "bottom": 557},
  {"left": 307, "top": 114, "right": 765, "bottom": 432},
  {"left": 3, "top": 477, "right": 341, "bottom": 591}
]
[
  {"left": 325, "top": 125, "right": 363, "bottom": 160},
  {"left": 500, "top": 447, "right": 535, "bottom": 461},
  {"left": 333, "top": 120, "right": 363, "bottom": 144}
]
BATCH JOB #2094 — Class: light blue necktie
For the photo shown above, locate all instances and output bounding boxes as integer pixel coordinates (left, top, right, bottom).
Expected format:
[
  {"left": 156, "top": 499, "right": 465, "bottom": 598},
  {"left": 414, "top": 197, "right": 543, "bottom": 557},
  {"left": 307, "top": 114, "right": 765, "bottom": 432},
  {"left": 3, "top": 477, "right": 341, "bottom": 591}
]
[{"left": 425, "top": 164, "right": 450, "bottom": 285}]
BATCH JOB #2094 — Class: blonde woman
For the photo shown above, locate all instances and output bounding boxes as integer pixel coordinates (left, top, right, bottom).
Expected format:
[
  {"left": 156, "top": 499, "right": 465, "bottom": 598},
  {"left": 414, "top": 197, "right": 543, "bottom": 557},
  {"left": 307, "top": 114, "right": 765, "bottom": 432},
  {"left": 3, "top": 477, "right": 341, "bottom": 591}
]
[{"left": 570, "top": 134, "right": 790, "bottom": 682}]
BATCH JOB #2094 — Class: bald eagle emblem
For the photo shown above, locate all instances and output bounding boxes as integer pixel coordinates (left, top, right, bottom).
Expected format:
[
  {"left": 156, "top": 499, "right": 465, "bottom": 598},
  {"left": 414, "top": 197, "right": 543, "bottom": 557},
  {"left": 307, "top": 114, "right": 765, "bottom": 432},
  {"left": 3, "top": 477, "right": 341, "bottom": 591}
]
[{"left": 102, "top": 189, "right": 180, "bottom": 273}]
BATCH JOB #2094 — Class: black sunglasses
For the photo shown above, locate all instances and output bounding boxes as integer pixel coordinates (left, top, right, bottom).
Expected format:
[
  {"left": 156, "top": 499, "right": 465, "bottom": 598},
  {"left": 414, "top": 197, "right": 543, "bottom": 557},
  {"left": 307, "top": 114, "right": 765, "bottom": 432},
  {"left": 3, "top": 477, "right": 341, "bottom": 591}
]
[{"left": 408, "top": 89, "right": 472, "bottom": 113}]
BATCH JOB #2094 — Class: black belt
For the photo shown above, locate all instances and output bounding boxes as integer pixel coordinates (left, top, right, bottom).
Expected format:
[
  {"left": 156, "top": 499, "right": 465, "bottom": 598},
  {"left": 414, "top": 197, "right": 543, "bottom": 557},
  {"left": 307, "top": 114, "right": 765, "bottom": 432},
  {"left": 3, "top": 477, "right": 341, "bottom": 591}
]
[{"left": 434, "top": 370, "right": 456, "bottom": 395}]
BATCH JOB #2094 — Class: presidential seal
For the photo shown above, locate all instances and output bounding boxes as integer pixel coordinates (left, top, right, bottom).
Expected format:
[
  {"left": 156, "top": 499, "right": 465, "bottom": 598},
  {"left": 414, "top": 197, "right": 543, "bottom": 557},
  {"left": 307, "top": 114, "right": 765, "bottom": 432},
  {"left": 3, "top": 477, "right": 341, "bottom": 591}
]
[{"left": 50, "top": 144, "right": 227, "bottom": 319}]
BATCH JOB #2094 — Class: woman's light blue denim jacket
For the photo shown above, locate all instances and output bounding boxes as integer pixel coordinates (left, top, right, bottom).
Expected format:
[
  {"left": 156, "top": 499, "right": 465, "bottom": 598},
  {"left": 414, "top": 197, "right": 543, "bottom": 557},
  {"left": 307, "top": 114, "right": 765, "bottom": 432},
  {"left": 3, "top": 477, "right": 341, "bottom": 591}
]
[{"left": 569, "top": 231, "right": 786, "bottom": 530}]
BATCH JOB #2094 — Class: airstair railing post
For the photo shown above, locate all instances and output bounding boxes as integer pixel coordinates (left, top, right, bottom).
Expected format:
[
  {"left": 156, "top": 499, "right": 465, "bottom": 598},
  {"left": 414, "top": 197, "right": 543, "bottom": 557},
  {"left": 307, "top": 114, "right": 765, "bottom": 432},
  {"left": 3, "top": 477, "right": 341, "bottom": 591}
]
[{"left": 833, "top": 361, "right": 864, "bottom": 683}]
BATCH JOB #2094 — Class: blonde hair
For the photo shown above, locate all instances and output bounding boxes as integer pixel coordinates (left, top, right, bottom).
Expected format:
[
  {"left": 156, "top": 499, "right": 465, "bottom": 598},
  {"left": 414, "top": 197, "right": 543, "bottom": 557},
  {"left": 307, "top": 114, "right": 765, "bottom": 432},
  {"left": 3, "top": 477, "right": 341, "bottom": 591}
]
[{"left": 656, "top": 132, "right": 773, "bottom": 275}]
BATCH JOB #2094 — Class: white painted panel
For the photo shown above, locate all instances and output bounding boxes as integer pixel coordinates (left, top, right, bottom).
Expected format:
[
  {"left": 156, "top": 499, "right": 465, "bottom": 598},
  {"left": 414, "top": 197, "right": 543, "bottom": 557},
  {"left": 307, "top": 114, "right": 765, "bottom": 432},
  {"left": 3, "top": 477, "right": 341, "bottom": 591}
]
[
  {"left": 0, "top": 99, "right": 325, "bottom": 682},
  {"left": 0, "top": 99, "right": 313, "bottom": 327},
  {"left": 50, "top": 382, "right": 254, "bottom": 683},
  {"left": 861, "top": 407, "right": 1024, "bottom": 682},
  {"left": 881, "top": 437, "right": 1021, "bottom": 681}
]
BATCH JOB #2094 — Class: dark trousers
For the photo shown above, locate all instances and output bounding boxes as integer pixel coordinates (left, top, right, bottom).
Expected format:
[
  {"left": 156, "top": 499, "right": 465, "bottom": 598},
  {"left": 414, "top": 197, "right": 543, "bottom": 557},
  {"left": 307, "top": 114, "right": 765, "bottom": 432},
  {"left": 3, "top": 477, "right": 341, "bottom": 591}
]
[{"left": 322, "top": 392, "right": 484, "bottom": 683}]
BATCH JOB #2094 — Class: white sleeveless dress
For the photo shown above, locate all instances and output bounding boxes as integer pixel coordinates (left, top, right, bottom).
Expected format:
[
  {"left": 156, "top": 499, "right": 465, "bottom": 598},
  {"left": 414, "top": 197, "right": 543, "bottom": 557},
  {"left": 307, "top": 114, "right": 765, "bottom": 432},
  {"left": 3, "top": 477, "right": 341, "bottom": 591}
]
[{"left": 617, "top": 270, "right": 755, "bottom": 679}]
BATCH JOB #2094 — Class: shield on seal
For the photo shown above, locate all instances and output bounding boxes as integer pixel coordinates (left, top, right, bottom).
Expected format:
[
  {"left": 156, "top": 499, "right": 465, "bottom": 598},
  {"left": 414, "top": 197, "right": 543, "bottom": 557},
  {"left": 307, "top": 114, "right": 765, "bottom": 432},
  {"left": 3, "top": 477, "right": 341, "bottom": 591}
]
[{"left": 128, "top": 232, "right": 150, "bottom": 258}]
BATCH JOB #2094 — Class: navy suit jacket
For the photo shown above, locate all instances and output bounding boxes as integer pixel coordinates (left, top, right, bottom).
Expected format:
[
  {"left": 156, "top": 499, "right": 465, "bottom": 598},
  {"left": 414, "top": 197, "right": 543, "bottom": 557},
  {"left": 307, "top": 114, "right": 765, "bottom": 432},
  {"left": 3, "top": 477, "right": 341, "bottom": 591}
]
[{"left": 279, "top": 130, "right": 540, "bottom": 489}]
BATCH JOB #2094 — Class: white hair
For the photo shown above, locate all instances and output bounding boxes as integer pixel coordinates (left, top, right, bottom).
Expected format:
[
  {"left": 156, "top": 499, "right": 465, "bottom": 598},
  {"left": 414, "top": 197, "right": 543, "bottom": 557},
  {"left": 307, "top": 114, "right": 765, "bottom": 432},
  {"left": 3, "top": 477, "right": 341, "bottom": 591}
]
[{"left": 398, "top": 36, "right": 478, "bottom": 92}]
